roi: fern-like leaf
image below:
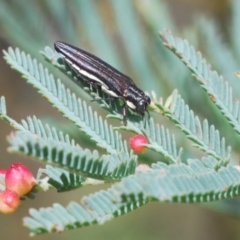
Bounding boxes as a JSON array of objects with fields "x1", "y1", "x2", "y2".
[
  {"x1": 159, "y1": 30, "x2": 240, "y2": 135},
  {"x1": 155, "y1": 90, "x2": 231, "y2": 165},
  {"x1": 113, "y1": 117, "x2": 182, "y2": 164},
  {"x1": 23, "y1": 157, "x2": 240, "y2": 235},
  {"x1": 8, "y1": 131, "x2": 137, "y2": 180},
  {"x1": 37, "y1": 165, "x2": 87, "y2": 192},
  {"x1": 0, "y1": 98, "x2": 137, "y2": 180},
  {"x1": 3, "y1": 47, "x2": 131, "y2": 156}
]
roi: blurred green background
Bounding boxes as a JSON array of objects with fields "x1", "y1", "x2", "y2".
[{"x1": 1, "y1": 0, "x2": 240, "y2": 239}]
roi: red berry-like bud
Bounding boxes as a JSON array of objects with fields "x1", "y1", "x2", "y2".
[
  {"x1": 5, "y1": 163, "x2": 36, "y2": 196},
  {"x1": 0, "y1": 190, "x2": 20, "y2": 214},
  {"x1": 129, "y1": 135, "x2": 148, "y2": 153}
]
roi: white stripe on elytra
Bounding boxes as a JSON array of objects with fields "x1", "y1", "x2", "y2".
[
  {"x1": 64, "y1": 56, "x2": 109, "y2": 89},
  {"x1": 126, "y1": 100, "x2": 136, "y2": 109},
  {"x1": 63, "y1": 56, "x2": 121, "y2": 98},
  {"x1": 101, "y1": 85, "x2": 119, "y2": 97}
]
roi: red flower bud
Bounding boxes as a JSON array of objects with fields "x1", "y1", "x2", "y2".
[
  {"x1": 0, "y1": 190, "x2": 20, "y2": 214},
  {"x1": 5, "y1": 163, "x2": 36, "y2": 196},
  {"x1": 129, "y1": 135, "x2": 148, "y2": 153}
]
